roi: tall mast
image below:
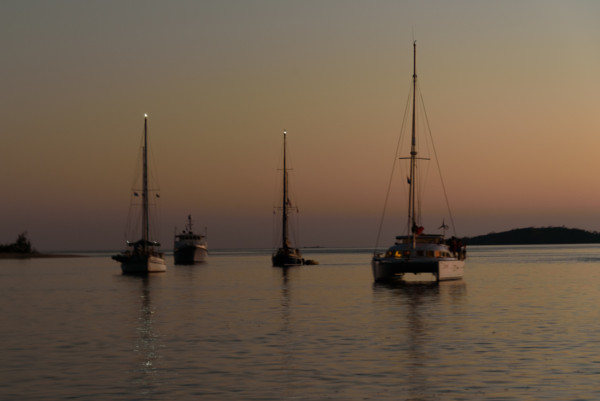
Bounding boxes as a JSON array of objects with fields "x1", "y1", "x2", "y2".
[
  {"x1": 409, "y1": 41, "x2": 418, "y2": 243},
  {"x1": 142, "y1": 114, "x2": 149, "y2": 249},
  {"x1": 282, "y1": 130, "x2": 288, "y2": 249}
]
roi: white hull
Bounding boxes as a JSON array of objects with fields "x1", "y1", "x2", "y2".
[
  {"x1": 372, "y1": 258, "x2": 464, "y2": 282},
  {"x1": 438, "y1": 259, "x2": 464, "y2": 280},
  {"x1": 147, "y1": 256, "x2": 167, "y2": 272},
  {"x1": 193, "y1": 246, "x2": 208, "y2": 263}
]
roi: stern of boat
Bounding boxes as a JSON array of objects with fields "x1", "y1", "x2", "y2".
[
  {"x1": 437, "y1": 259, "x2": 464, "y2": 281},
  {"x1": 372, "y1": 257, "x2": 463, "y2": 282}
]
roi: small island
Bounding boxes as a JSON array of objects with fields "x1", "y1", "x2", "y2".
[
  {"x1": 0, "y1": 232, "x2": 38, "y2": 258},
  {"x1": 463, "y1": 226, "x2": 600, "y2": 246},
  {"x1": 0, "y1": 232, "x2": 83, "y2": 259}
]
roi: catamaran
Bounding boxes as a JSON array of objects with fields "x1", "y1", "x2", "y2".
[
  {"x1": 112, "y1": 114, "x2": 166, "y2": 274},
  {"x1": 372, "y1": 43, "x2": 466, "y2": 282},
  {"x1": 272, "y1": 130, "x2": 304, "y2": 267}
]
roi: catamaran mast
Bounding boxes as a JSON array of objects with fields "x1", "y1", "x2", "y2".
[
  {"x1": 142, "y1": 114, "x2": 149, "y2": 250},
  {"x1": 282, "y1": 130, "x2": 289, "y2": 250},
  {"x1": 408, "y1": 41, "x2": 418, "y2": 244}
]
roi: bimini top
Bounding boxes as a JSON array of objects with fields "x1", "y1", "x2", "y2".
[{"x1": 395, "y1": 234, "x2": 444, "y2": 245}]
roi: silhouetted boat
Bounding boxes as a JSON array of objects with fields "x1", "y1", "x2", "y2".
[
  {"x1": 174, "y1": 215, "x2": 207, "y2": 264},
  {"x1": 272, "y1": 130, "x2": 304, "y2": 267},
  {"x1": 112, "y1": 114, "x2": 166, "y2": 274},
  {"x1": 372, "y1": 42, "x2": 466, "y2": 282}
]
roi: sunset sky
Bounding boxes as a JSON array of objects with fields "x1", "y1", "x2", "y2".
[{"x1": 2, "y1": 1, "x2": 600, "y2": 251}]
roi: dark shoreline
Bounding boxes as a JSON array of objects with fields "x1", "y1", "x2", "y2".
[
  {"x1": 0, "y1": 253, "x2": 88, "y2": 259},
  {"x1": 463, "y1": 227, "x2": 600, "y2": 246}
]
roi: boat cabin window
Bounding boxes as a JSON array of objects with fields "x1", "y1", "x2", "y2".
[
  {"x1": 385, "y1": 249, "x2": 416, "y2": 258},
  {"x1": 387, "y1": 250, "x2": 409, "y2": 258},
  {"x1": 434, "y1": 251, "x2": 453, "y2": 258}
]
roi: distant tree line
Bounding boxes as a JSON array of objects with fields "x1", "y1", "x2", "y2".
[
  {"x1": 0, "y1": 232, "x2": 36, "y2": 254},
  {"x1": 463, "y1": 226, "x2": 600, "y2": 246}
]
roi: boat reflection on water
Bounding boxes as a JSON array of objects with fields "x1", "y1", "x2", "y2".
[
  {"x1": 274, "y1": 267, "x2": 302, "y2": 399},
  {"x1": 276, "y1": 266, "x2": 295, "y2": 398},
  {"x1": 373, "y1": 275, "x2": 467, "y2": 305},
  {"x1": 373, "y1": 280, "x2": 466, "y2": 399},
  {"x1": 130, "y1": 277, "x2": 161, "y2": 394}
]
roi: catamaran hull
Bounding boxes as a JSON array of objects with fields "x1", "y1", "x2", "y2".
[
  {"x1": 174, "y1": 245, "x2": 207, "y2": 265},
  {"x1": 115, "y1": 255, "x2": 167, "y2": 274},
  {"x1": 372, "y1": 259, "x2": 464, "y2": 282}
]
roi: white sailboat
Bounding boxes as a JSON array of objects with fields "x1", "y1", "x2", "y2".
[
  {"x1": 112, "y1": 114, "x2": 166, "y2": 274},
  {"x1": 372, "y1": 42, "x2": 466, "y2": 282}
]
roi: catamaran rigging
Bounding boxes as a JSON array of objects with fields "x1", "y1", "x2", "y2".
[{"x1": 371, "y1": 42, "x2": 466, "y2": 282}]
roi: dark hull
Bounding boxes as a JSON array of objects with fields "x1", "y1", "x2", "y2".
[
  {"x1": 112, "y1": 253, "x2": 166, "y2": 274},
  {"x1": 272, "y1": 248, "x2": 303, "y2": 267},
  {"x1": 174, "y1": 245, "x2": 207, "y2": 265}
]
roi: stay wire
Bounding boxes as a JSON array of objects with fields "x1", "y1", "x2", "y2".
[
  {"x1": 419, "y1": 89, "x2": 459, "y2": 237},
  {"x1": 373, "y1": 86, "x2": 413, "y2": 254}
]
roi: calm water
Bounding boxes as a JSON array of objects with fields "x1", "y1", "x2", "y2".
[{"x1": 2, "y1": 245, "x2": 600, "y2": 400}]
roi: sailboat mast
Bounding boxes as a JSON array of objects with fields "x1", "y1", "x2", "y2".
[
  {"x1": 282, "y1": 130, "x2": 288, "y2": 250},
  {"x1": 408, "y1": 41, "x2": 418, "y2": 241},
  {"x1": 142, "y1": 114, "x2": 149, "y2": 249}
]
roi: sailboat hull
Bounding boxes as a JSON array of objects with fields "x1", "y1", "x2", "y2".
[
  {"x1": 113, "y1": 254, "x2": 167, "y2": 274},
  {"x1": 372, "y1": 258, "x2": 464, "y2": 282},
  {"x1": 272, "y1": 248, "x2": 303, "y2": 267}
]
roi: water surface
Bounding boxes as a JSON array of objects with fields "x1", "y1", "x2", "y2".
[{"x1": 2, "y1": 245, "x2": 600, "y2": 400}]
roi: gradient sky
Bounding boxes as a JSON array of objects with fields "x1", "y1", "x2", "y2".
[{"x1": 2, "y1": 0, "x2": 600, "y2": 251}]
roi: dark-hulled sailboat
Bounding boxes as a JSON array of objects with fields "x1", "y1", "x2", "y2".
[
  {"x1": 272, "y1": 130, "x2": 304, "y2": 267},
  {"x1": 371, "y1": 42, "x2": 465, "y2": 282},
  {"x1": 112, "y1": 114, "x2": 166, "y2": 274}
]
